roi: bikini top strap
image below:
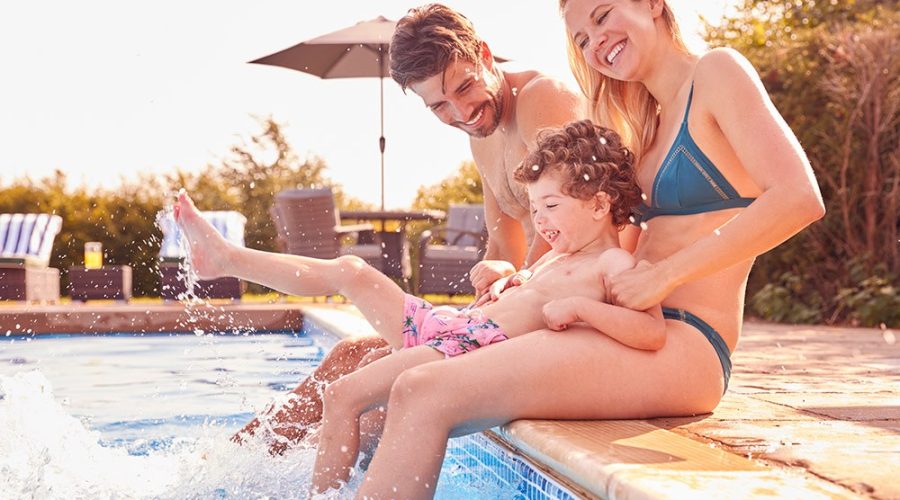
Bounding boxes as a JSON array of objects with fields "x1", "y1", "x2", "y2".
[{"x1": 681, "y1": 82, "x2": 695, "y2": 125}]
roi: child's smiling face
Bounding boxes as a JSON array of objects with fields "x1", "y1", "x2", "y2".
[{"x1": 528, "y1": 168, "x2": 605, "y2": 253}]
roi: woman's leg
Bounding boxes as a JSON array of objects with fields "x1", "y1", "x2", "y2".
[
  {"x1": 175, "y1": 191, "x2": 407, "y2": 347},
  {"x1": 232, "y1": 336, "x2": 389, "y2": 452},
  {"x1": 358, "y1": 324, "x2": 725, "y2": 499},
  {"x1": 312, "y1": 345, "x2": 443, "y2": 494}
]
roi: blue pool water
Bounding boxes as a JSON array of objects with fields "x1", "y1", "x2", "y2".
[{"x1": 0, "y1": 330, "x2": 574, "y2": 499}]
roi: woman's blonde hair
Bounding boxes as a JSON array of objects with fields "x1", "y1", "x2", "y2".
[{"x1": 559, "y1": 0, "x2": 692, "y2": 164}]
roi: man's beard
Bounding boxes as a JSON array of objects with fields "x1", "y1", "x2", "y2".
[{"x1": 463, "y1": 86, "x2": 504, "y2": 139}]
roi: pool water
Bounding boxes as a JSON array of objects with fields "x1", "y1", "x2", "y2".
[{"x1": 0, "y1": 331, "x2": 574, "y2": 499}]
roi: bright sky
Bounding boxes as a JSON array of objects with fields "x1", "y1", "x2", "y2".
[{"x1": 0, "y1": 1, "x2": 736, "y2": 209}]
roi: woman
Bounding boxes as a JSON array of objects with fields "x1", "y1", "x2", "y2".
[{"x1": 356, "y1": 1, "x2": 825, "y2": 497}]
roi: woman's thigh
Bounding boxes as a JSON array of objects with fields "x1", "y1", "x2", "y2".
[{"x1": 410, "y1": 324, "x2": 724, "y2": 434}]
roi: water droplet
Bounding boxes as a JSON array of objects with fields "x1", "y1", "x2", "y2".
[
  {"x1": 599, "y1": 136, "x2": 607, "y2": 145},
  {"x1": 531, "y1": 164, "x2": 540, "y2": 171},
  {"x1": 639, "y1": 222, "x2": 648, "y2": 231},
  {"x1": 583, "y1": 174, "x2": 590, "y2": 181},
  {"x1": 884, "y1": 330, "x2": 896, "y2": 345},
  {"x1": 641, "y1": 193, "x2": 648, "y2": 201}
]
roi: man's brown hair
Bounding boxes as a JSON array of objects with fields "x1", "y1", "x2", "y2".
[
  {"x1": 514, "y1": 120, "x2": 642, "y2": 227},
  {"x1": 390, "y1": 3, "x2": 482, "y2": 90}
]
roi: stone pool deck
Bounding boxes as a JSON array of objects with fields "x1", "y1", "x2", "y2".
[
  {"x1": 2, "y1": 301, "x2": 897, "y2": 498},
  {"x1": 300, "y1": 304, "x2": 899, "y2": 499}
]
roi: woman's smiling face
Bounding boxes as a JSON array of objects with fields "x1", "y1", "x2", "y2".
[{"x1": 562, "y1": 0, "x2": 661, "y2": 80}]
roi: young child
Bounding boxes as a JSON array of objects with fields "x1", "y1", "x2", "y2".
[{"x1": 173, "y1": 119, "x2": 665, "y2": 493}]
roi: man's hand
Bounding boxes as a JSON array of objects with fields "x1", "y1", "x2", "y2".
[
  {"x1": 542, "y1": 297, "x2": 583, "y2": 331},
  {"x1": 470, "y1": 260, "x2": 517, "y2": 298}
]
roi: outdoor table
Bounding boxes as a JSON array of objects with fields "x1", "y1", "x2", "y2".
[
  {"x1": 340, "y1": 209, "x2": 446, "y2": 279},
  {"x1": 340, "y1": 209, "x2": 445, "y2": 229},
  {"x1": 68, "y1": 265, "x2": 132, "y2": 302}
]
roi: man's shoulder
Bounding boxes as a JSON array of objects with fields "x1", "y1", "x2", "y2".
[{"x1": 514, "y1": 73, "x2": 582, "y2": 106}]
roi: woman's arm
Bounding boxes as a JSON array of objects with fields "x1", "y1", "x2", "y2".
[{"x1": 608, "y1": 49, "x2": 825, "y2": 310}]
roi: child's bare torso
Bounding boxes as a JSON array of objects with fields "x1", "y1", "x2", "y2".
[{"x1": 480, "y1": 249, "x2": 611, "y2": 337}]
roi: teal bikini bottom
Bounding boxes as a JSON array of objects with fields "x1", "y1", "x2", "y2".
[{"x1": 663, "y1": 307, "x2": 732, "y2": 393}]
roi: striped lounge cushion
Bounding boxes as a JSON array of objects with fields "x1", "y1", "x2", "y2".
[{"x1": 0, "y1": 213, "x2": 63, "y2": 268}]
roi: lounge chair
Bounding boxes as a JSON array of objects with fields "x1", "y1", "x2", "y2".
[
  {"x1": 272, "y1": 188, "x2": 387, "y2": 268},
  {"x1": 158, "y1": 210, "x2": 246, "y2": 300},
  {"x1": 0, "y1": 213, "x2": 62, "y2": 302},
  {"x1": 416, "y1": 204, "x2": 487, "y2": 295}
]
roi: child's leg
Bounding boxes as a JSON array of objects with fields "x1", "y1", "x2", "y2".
[
  {"x1": 231, "y1": 336, "x2": 390, "y2": 453},
  {"x1": 175, "y1": 191, "x2": 407, "y2": 347},
  {"x1": 312, "y1": 345, "x2": 443, "y2": 494}
]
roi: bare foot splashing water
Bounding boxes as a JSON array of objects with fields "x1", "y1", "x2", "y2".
[{"x1": 156, "y1": 191, "x2": 245, "y2": 337}]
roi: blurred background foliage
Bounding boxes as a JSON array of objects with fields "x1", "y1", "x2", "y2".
[
  {"x1": 1, "y1": 0, "x2": 897, "y2": 326},
  {"x1": 0, "y1": 117, "x2": 371, "y2": 297},
  {"x1": 706, "y1": 0, "x2": 899, "y2": 326}
]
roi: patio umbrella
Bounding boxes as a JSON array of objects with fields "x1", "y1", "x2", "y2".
[{"x1": 250, "y1": 16, "x2": 397, "y2": 211}]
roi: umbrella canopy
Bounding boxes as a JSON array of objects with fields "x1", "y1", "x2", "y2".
[
  {"x1": 251, "y1": 16, "x2": 396, "y2": 210},
  {"x1": 251, "y1": 16, "x2": 395, "y2": 79}
]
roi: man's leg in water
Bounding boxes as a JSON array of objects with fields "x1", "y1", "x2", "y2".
[{"x1": 232, "y1": 336, "x2": 390, "y2": 451}]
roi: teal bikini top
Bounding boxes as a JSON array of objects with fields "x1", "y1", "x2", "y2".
[{"x1": 632, "y1": 84, "x2": 755, "y2": 224}]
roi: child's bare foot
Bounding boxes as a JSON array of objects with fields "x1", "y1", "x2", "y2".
[{"x1": 173, "y1": 191, "x2": 232, "y2": 280}]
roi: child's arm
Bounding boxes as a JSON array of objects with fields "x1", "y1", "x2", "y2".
[
  {"x1": 472, "y1": 250, "x2": 561, "y2": 307},
  {"x1": 542, "y1": 248, "x2": 666, "y2": 351},
  {"x1": 543, "y1": 298, "x2": 666, "y2": 351}
]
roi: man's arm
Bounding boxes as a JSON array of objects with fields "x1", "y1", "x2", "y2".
[
  {"x1": 516, "y1": 77, "x2": 587, "y2": 152},
  {"x1": 481, "y1": 172, "x2": 527, "y2": 268},
  {"x1": 516, "y1": 76, "x2": 586, "y2": 267}
]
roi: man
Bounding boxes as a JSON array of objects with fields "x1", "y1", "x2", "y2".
[{"x1": 234, "y1": 3, "x2": 585, "y2": 451}]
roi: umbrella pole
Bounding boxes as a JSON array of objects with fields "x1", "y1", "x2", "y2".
[{"x1": 379, "y1": 75, "x2": 386, "y2": 213}]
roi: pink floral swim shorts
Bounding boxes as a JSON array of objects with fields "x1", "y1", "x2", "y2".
[{"x1": 401, "y1": 294, "x2": 509, "y2": 357}]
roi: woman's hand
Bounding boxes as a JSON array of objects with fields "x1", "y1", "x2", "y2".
[
  {"x1": 470, "y1": 260, "x2": 517, "y2": 298},
  {"x1": 542, "y1": 297, "x2": 582, "y2": 331},
  {"x1": 605, "y1": 260, "x2": 677, "y2": 311}
]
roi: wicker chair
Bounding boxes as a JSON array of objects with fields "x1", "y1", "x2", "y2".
[
  {"x1": 272, "y1": 188, "x2": 390, "y2": 271},
  {"x1": 416, "y1": 204, "x2": 487, "y2": 295},
  {"x1": 158, "y1": 210, "x2": 246, "y2": 300},
  {"x1": 0, "y1": 213, "x2": 62, "y2": 302}
]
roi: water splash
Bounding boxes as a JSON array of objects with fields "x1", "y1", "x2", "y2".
[
  {"x1": 0, "y1": 371, "x2": 322, "y2": 499},
  {"x1": 155, "y1": 200, "x2": 248, "y2": 336}
]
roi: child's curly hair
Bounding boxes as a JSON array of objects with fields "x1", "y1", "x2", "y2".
[{"x1": 514, "y1": 119, "x2": 642, "y2": 227}]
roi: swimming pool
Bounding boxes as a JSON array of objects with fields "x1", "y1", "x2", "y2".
[{"x1": 0, "y1": 329, "x2": 576, "y2": 499}]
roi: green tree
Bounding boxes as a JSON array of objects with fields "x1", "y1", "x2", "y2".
[
  {"x1": 706, "y1": 1, "x2": 900, "y2": 326},
  {"x1": 412, "y1": 160, "x2": 483, "y2": 211},
  {"x1": 0, "y1": 116, "x2": 368, "y2": 297}
]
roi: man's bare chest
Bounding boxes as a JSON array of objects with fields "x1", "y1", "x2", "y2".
[{"x1": 473, "y1": 140, "x2": 530, "y2": 219}]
